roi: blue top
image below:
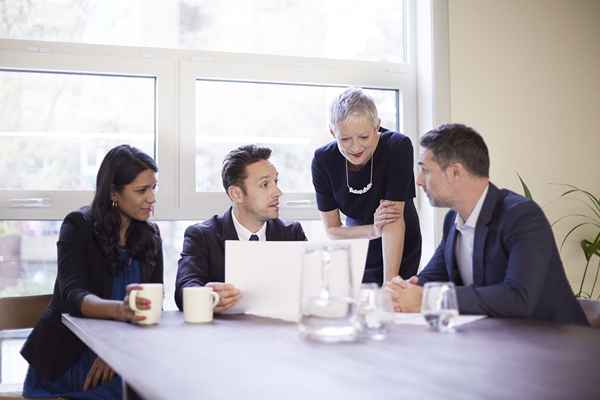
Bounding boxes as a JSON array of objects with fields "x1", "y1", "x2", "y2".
[
  {"x1": 311, "y1": 128, "x2": 422, "y2": 284},
  {"x1": 113, "y1": 247, "x2": 142, "y2": 300}
]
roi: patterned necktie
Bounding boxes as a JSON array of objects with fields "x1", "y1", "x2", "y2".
[{"x1": 249, "y1": 234, "x2": 259, "y2": 241}]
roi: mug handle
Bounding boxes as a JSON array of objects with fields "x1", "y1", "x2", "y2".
[
  {"x1": 128, "y1": 289, "x2": 140, "y2": 312},
  {"x1": 210, "y1": 292, "x2": 220, "y2": 309}
]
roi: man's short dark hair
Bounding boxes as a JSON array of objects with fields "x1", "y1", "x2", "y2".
[
  {"x1": 222, "y1": 144, "x2": 272, "y2": 192},
  {"x1": 420, "y1": 123, "x2": 490, "y2": 178}
]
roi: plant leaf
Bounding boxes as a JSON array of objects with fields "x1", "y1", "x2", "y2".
[
  {"x1": 552, "y1": 213, "x2": 600, "y2": 228},
  {"x1": 517, "y1": 173, "x2": 533, "y2": 200},
  {"x1": 560, "y1": 222, "x2": 595, "y2": 251},
  {"x1": 558, "y1": 185, "x2": 600, "y2": 218},
  {"x1": 581, "y1": 233, "x2": 600, "y2": 261}
]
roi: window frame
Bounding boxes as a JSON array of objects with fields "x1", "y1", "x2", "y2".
[{"x1": 0, "y1": 0, "x2": 418, "y2": 222}]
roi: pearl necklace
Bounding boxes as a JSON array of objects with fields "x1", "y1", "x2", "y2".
[{"x1": 346, "y1": 157, "x2": 373, "y2": 195}]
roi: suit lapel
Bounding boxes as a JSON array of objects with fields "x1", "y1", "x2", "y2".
[
  {"x1": 265, "y1": 219, "x2": 277, "y2": 241},
  {"x1": 444, "y1": 223, "x2": 459, "y2": 282},
  {"x1": 472, "y1": 183, "x2": 498, "y2": 286},
  {"x1": 222, "y1": 208, "x2": 240, "y2": 241}
]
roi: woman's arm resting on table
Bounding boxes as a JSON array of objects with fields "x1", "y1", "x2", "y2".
[{"x1": 80, "y1": 284, "x2": 149, "y2": 322}]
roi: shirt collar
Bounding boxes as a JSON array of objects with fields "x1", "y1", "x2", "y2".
[
  {"x1": 455, "y1": 185, "x2": 489, "y2": 230},
  {"x1": 231, "y1": 209, "x2": 267, "y2": 241}
]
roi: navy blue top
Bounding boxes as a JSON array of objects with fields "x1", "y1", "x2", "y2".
[
  {"x1": 311, "y1": 128, "x2": 422, "y2": 284},
  {"x1": 112, "y1": 248, "x2": 142, "y2": 300}
]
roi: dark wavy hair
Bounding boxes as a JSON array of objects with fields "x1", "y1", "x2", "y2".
[{"x1": 90, "y1": 145, "x2": 160, "y2": 275}]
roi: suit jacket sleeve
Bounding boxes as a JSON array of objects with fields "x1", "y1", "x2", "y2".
[
  {"x1": 175, "y1": 225, "x2": 212, "y2": 310},
  {"x1": 456, "y1": 202, "x2": 553, "y2": 317},
  {"x1": 417, "y1": 211, "x2": 452, "y2": 284},
  {"x1": 294, "y1": 222, "x2": 308, "y2": 241},
  {"x1": 56, "y1": 211, "x2": 93, "y2": 317}
]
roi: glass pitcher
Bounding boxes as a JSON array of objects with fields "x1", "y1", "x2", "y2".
[{"x1": 298, "y1": 243, "x2": 361, "y2": 342}]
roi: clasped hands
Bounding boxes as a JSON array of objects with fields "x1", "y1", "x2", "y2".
[{"x1": 384, "y1": 276, "x2": 423, "y2": 313}]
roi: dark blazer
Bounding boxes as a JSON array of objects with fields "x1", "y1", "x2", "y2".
[
  {"x1": 418, "y1": 183, "x2": 588, "y2": 326},
  {"x1": 21, "y1": 208, "x2": 164, "y2": 380},
  {"x1": 175, "y1": 208, "x2": 307, "y2": 310}
]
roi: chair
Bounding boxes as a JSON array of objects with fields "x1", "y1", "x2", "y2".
[
  {"x1": 579, "y1": 299, "x2": 600, "y2": 328},
  {"x1": 0, "y1": 295, "x2": 52, "y2": 400}
]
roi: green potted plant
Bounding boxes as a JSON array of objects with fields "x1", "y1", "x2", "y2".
[
  {"x1": 518, "y1": 176, "x2": 600, "y2": 299},
  {"x1": 552, "y1": 185, "x2": 600, "y2": 299}
]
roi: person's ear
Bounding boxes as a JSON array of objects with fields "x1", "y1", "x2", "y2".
[
  {"x1": 329, "y1": 127, "x2": 336, "y2": 138},
  {"x1": 451, "y1": 162, "x2": 467, "y2": 180},
  {"x1": 227, "y1": 185, "x2": 244, "y2": 203}
]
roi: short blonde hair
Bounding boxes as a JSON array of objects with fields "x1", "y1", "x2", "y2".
[{"x1": 329, "y1": 87, "x2": 379, "y2": 132}]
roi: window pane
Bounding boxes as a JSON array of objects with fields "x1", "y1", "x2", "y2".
[
  {"x1": 0, "y1": 221, "x2": 59, "y2": 297},
  {"x1": 0, "y1": 0, "x2": 405, "y2": 63},
  {"x1": 0, "y1": 70, "x2": 155, "y2": 190},
  {"x1": 154, "y1": 221, "x2": 195, "y2": 311},
  {"x1": 195, "y1": 80, "x2": 397, "y2": 193}
]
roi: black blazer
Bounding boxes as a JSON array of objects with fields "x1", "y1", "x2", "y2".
[
  {"x1": 418, "y1": 184, "x2": 588, "y2": 326},
  {"x1": 175, "y1": 208, "x2": 307, "y2": 310},
  {"x1": 21, "y1": 208, "x2": 163, "y2": 380}
]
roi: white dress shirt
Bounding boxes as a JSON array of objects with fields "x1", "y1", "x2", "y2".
[
  {"x1": 454, "y1": 186, "x2": 489, "y2": 286},
  {"x1": 231, "y1": 210, "x2": 267, "y2": 241}
]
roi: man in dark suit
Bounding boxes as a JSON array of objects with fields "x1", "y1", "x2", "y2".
[
  {"x1": 385, "y1": 123, "x2": 588, "y2": 325},
  {"x1": 175, "y1": 145, "x2": 307, "y2": 312}
]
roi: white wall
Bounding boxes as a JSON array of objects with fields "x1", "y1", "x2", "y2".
[{"x1": 448, "y1": 0, "x2": 600, "y2": 292}]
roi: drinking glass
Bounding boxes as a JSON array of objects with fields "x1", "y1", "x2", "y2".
[
  {"x1": 298, "y1": 243, "x2": 360, "y2": 342},
  {"x1": 421, "y1": 282, "x2": 459, "y2": 332},
  {"x1": 357, "y1": 283, "x2": 393, "y2": 340}
]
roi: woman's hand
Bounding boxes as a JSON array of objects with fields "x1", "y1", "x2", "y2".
[
  {"x1": 83, "y1": 357, "x2": 115, "y2": 390},
  {"x1": 114, "y1": 283, "x2": 150, "y2": 322},
  {"x1": 372, "y1": 200, "x2": 404, "y2": 238}
]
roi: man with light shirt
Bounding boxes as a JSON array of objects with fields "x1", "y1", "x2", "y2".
[
  {"x1": 386, "y1": 123, "x2": 588, "y2": 325},
  {"x1": 175, "y1": 145, "x2": 307, "y2": 313}
]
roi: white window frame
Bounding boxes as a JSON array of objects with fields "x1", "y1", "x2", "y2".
[{"x1": 0, "y1": 0, "x2": 418, "y2": 222}]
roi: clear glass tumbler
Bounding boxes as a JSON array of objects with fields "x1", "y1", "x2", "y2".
[{"x1": 421, "y1": 282, "x2": 459, "y2": 332}]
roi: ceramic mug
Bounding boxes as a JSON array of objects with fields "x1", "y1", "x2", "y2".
[
  {"x1": 128, "y1": 283, "x2": 163, "y2": 325},
  {"x1": 183, "y1": 286, "x2": 221, "y2": 323}
]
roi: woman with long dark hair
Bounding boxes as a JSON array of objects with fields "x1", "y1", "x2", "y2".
[{"x1": 21, "y1": 145, "x2": 163, "y2": 399}]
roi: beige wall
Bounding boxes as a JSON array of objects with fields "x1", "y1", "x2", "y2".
[{"x1": 447, "y1": 0, "x2": 600, "y2": 292}]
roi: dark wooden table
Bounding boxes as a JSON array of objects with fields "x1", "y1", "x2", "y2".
[{"x1": 62, "y1": 311, "x2": 600, "y2": 400}]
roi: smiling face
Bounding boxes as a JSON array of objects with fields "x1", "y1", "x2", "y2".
[
  {"x1": 236, "y1": 159, "x2": 282, "y2": 222},
  {"x1": 416, "y1": 149, "x2": 454, "y2": 208},
  {"x1": 331, "y1": 112, "x2": 380, "y2": 167},
  {"x1": 112, "y1": 169, "x2": 157, "y2": 223}
]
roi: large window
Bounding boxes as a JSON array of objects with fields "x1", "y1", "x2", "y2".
[
  {"x1": 1, "y1": 0, "x2": 406, "y2": 63},
  {"x1": 0, "y1": 1, "x2": 417, "y2": 293}
]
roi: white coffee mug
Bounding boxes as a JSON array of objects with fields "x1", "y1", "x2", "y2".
[
  {"x1": 183, "y1": 286, "x2": 220, "y2": 323},
  {"x1": 128, "y1": 283, "x2": 163, "y2": 325}
]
